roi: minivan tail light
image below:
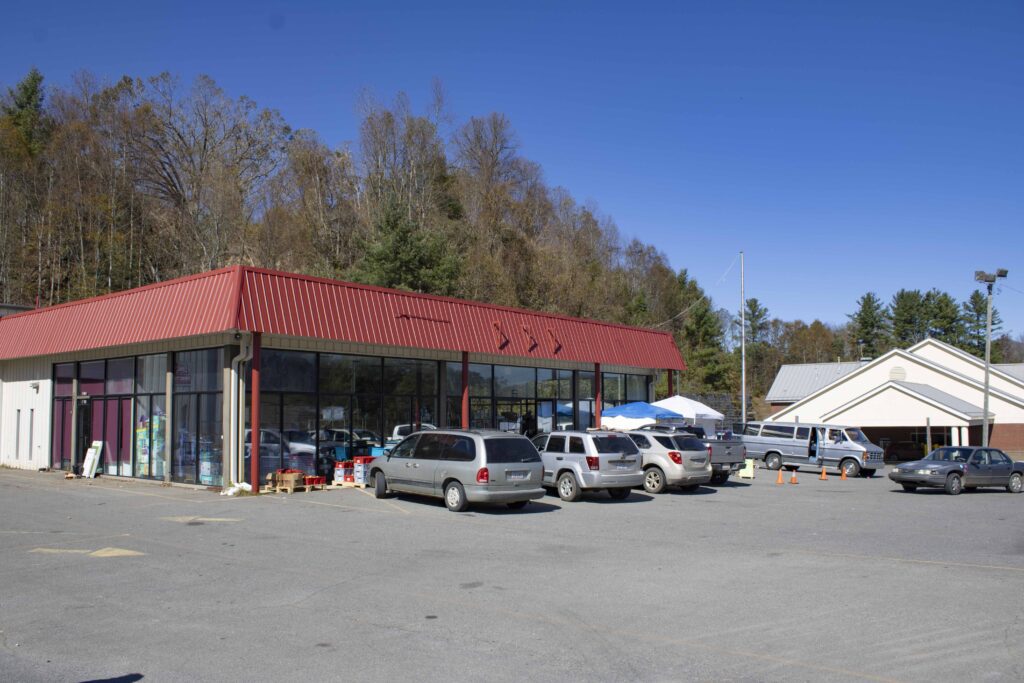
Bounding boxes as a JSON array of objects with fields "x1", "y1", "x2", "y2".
[
  {"x1": 586, "y1": 456, "x2": 600, "y2": 470},
  {"x1": 476, "y1": 467, "x2": 489, "y2": 484},
  {"x1": 707, "y1": 445, "x2": 713, "y2": 459},
  {"x1": 668, "y1": 451, "x2": 683, "y2": 465}
]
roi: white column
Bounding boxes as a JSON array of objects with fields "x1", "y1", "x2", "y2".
[
  {"x1": 960, "y1": 426, "x2": 969, "y2": 446},
  {"x1": 951, "y1": 426, "x2": 960, "y2": 447}
]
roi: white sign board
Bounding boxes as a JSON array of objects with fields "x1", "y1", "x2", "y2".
[{"x1": 82, "y1": 440, "x2": 103, "y2": 478}]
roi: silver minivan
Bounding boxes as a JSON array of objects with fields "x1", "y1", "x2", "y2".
[
  {"x1": 740, "y1": 421, "x2": 885, "y2": 477},
  {"x1": 532, "y1": 431, "x2": 644, "y2": 501},
  {"x1": 370, "y1": 430, "x2": 545, "y2": 511}
]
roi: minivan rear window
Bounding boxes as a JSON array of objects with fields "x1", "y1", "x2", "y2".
[
  {"x1": 593, "y1": 435, "x2": 640, "y2": 455},
  {"x1": 485, "y1": 438, "x2": 541, "y2": 463}
]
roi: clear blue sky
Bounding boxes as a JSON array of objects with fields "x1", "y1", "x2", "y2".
[{"x1": 3, "y1": 0, "x2": 1022, "y2": 335}]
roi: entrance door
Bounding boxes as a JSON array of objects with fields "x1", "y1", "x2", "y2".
[
  {"x1": 495, "y1": 399, "x2": 538, "y2": 437},
  {"x1": 76, "y1": 398, "x2": 93, "y2": 474}
]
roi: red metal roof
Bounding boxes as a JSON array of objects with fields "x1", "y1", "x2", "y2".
[{"x1": 0, "y1": 266, "x2": 686, "y2": 371}]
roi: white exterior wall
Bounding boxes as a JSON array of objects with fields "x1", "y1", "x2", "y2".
[
  {"x1": 773, "y1": 351, "x2": 1024, "y2": 426},
  {"x1": 910, "y1": 341, "x2": 1024, "y2": 397},
  {"x1": 823, "y1": 386, "x2": 970, "y2": 427},
  {"x1": 0, "y1": 358, "x2": 53, "y2": 470}
]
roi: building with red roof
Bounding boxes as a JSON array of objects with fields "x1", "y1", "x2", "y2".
[{"x1": 0, "y1": 266, "x2": 685, "y2": 489}]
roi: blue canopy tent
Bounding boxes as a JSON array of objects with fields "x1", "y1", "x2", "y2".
[{"x1": 602, "y1": 401, "x2": 684, "y2": 421}]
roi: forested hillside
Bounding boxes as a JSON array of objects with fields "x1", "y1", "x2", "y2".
[{"x1": 1, "y1": 69, "x2": 1020, "y2": 408}]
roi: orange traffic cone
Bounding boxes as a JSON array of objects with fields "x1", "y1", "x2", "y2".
[
  {"x1": 789, "y1": 470, "x2": 798, "y2": 485},
  {"x1": 820, "y1": 467, "x2": 828, "y2": 481},
  {"x1": 840, "y1": 467, "x2": 847, "y2": 481},
  {"x1": 776, "y1": 469, "x2": 784, "y2": 485}
]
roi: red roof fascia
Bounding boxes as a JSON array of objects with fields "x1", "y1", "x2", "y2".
[
  {"x1": 0, "y1": 268, "x2": 240, "y2": 361},
  {"x1": 238, "y1": 267, "x2": 686, "y2": 371}
]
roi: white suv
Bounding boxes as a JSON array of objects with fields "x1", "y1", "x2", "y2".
[{"x1": 532, "y1": 431, "x2": 643, "y2": 501}]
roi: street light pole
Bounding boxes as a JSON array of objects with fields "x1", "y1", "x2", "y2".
[{"x1": 975, "y1": 268, "x2": 1008, "y2": 448}]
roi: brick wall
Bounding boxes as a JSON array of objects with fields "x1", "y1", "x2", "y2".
[{"x1": 990, "y1": 423, "x2": 1024, "y2": 461}]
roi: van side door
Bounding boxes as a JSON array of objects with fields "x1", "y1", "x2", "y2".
[{"x1": 819, "y1": 427, "x2": 848, "y2": 469}]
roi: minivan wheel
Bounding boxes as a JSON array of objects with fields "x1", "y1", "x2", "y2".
[
  {"x1": 557, "y1": 472, "x2": 581, "y2": 502},
  {"x1": 444, "y1": 481, "x2": 469, "y2": 512},
  {"x1": 1007, "y1": 472, "x2": 1022, "y2": 494},
  {"x1": 840, "y1": 459, "x2": 861, "y2": 479},
  {"x1": 644, "y1": 467, "x2": 667, "y2": 494},
  {"x1": 607, "y1": 487, "x2": 630, "y2": 500},
  {"x1": 765, "y1": 453, "x2": 782, "y2": 470},
  {"x1": 373, "y1": 471, "x2": 388, "y2": 499},
  {"x1": 944, "y1": 473, "x2": 963, "y2": 496}
]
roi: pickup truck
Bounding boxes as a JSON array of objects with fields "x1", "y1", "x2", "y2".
[{"x1": 637, "y1": 425, "x2": 746, "y2": 484}]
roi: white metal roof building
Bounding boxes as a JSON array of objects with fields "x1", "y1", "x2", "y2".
[{"x1": 766, "y1": 339, "x2": 1024, "y2": 459}]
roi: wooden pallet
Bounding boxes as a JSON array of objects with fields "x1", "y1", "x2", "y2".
[
  {"x1": 327, "y1": 481, "x2": 367, "y2": 489},
  {"x1": 262, "y1": 482, "x2": 326, "y2": 494}
]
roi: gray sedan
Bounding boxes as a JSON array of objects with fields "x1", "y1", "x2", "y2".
[{"x1": 888, "y1": 446, "x2": 1024, "y2": 495}]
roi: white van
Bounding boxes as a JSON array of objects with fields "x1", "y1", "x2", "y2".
[{"x1": 739, "y1": 422, "x2": 885, "y2": 478}]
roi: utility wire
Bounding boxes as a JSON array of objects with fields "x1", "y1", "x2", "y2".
[{"x1": 651, "y1": 253, "x2": 740, "y2": 329}]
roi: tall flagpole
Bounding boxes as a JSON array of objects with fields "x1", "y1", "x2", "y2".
[{"x1": 740, "y1": 251, "x2": 746, "y2": 426}]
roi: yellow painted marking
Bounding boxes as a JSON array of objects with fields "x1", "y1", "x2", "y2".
[
  {"x1": 29, "y1": 548, "x2": 91, "y2": 554},
  {"x1": 89, "y1": 547, "x2": 145, "y2": 558},
  {"x1": 161, "y1": 516, "x2": 242, "y2": 523}
]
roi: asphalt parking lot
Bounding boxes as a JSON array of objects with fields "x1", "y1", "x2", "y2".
[{"x1": 1, "y1": 466, "x2": 1022, "y2": 682}]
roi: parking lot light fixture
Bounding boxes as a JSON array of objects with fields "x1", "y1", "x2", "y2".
[{"x1": 974, "y1": 268, "x2": 1008, "y2": 447}]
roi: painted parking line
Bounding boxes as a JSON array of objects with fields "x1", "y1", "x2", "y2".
[
  {"x1": 161, "y1": 516, "x2": 243, "y2": 523},
  {"x1": 29, "y1": 547, "x2": 145, "y2": 558},
  {"x1": 794, "y1": 549, "x2": 1024, "y2": 574}
]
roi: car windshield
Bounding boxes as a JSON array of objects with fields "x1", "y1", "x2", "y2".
[
  {"x1": 844, "y1": 428, "x2": 870, "y2": 443},
  {"x1": 485, "y1": 438, "x2": 541, "y2": 463},
  {"x1": 925, "y1": 448, "x2": 970, "y2": 463},
  {"x1": 593, "y1": 435, "x2": 640, "y2": 455}
]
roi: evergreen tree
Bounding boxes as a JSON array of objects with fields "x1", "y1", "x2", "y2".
[
  {"x1": 742, "y1": 297, "x2": 770, "y2": 344},
  {"x1": 353, "y1": 202, "x2": 460, "y2": 295},
  {"x1": 962, "y1": 289, "x2": 1002, "y2": 359},
  {"x1": 890, "y1": 289, "x2": 927, "y2": 348},
  {"x1": 923, "y1": 289, "x2": 965, "y2": 346},
  {"x1": 848, "y1": 292, "x2": 890, "y2": 358},
  {"x1": 2, "y1": 67, "x2": 50, "y2": 157}
]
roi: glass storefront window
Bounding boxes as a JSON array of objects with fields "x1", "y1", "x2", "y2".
[
  {"x1": 320, "y1": 354, "x2": 353, "y2": 394},
  {"x1": 418, "y1": 360, "x2": 437, "y2": 397},
  {"x1": 470, "y1": 398, "x2": 493, "y2": 429},
  {"x1": 626, "y1": 375, "x2": 648, "y2": 402},
  {"x1": 136, "y1": 354, "x2": 167, "y2": 393},
  {"x1": 172, "y1": 394, "x2": 198, "y2": 484},
  {"x1": 263, "y1": 350, "x2": 316, "y2": 392},
  {"x1": 198, "y1": 394, "x2": 223, "y2": 486},
  {"x1": 174, "y1": 349, "x2": 223, "y2": 393},
  {"x1": 352, "y1": 356, "x2": 382, "y2": 395},
  {"x1": 537, "y1": 369, "x2": 557, "y2": 398},
  {"x1": 577, "y1": 371, "x2": 594, "y2": 400},
  {"x1": 282, "y1": 394, "x2": 316, "y2": 475},
  {"x1": 384, "y1": 358, "x2": 419, "y2": 395},
  {"x1": 602, "y1": 373, "x2": 624, "y2": 404},
  {"x1": 558, "y1": 370, "x2": 573, "y2": 399},
  {"x1": 351, "y1": 395, "x2": 382, "y2": 447},
  {"x1": 494, "y1": 365, "x2": 536, "y2": 398},
  {"x1": 54, "y1": 363, "x2": 74, "y2": 397},
  {"x1": 106, "y1": 358, "x2": 134, "y2": 395},
  {"x1": 79, "y1": 361, "x2": 105, "y2": 396},
  {"x1": 469, "y1": 364, "x2": 492, "y2": 396}
]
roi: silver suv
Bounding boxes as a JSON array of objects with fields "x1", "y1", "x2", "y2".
[
  {"x1": 370, "y1": 430, "x2": 545, "y2": 512},
  {"x1": 532, "y1": 431, "x2": 643, "y2": 501},
  {"x1": 626, "y1": 431, "x2": 712, "y2": 493}
]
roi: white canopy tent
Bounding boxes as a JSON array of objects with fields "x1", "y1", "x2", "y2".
[{"x1": 651, "y1": 395, "x2": 725, "y2": 435}]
